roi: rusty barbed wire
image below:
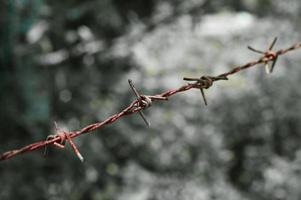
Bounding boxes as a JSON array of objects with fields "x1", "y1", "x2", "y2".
[{"x1": 1, "y1": 38, "x2": 301, "y2": 162}]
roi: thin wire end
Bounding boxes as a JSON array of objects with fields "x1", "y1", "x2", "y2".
[{"x1": 77, "y1": 152, "x2": 85, "y2": 163}]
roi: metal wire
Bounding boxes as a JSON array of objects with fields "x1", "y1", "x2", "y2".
[{"x1": 1, "y1": 39, "x2": 301, "y2": 162}]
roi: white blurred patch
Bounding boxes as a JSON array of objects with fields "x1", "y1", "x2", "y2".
[
  {"x1": 264, "y1": 168, "x2": 284, "y2": 186},
  {"x1": 59, "y1": 89, "x2": 72, "y2": 103},
  {"x1": 65, "y1": 30, "x2": 78, "y2": 43},
  {"x1": 153, "y1": 2, "x2": 173, "y2": 23},
  {"x1": 274, "y1": 0, "x2": 300, "y2": 16},
  {"x1": 196, "y1": 12, "x2": 255, "y2": 37},
  {"x1": 67, "y1": 117, "x2": 80, "y2": 130},
  {"x1": 74, "y1": 41, "x2": 104, "y2": 54},
  {"x1": 39, "y1": 49, "x2": 69, "y2": 65},
  {"x1": 86, "y1": 167, "x2": 98, "y2": 183},
  {"x1": 27, "y1": 21, "x2": 48, "y2": 44},
  {"x1": 78, "y1": 25, "x2": 94, "y2": 41}
]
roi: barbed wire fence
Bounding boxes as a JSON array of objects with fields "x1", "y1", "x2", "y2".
[{"x1": 1, "y1": 38, "x2": 301, "y2": 162}]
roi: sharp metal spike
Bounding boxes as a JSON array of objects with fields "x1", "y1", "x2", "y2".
[
  {"x1": 270, "y1": 56, "x2": 278, "y2": 73},
  {"x1": 43, "y1": 135, "x2": 54, "y2": 157},
  {"x1": 247, "y1": 46, "x2": 265, "y2": 54},
  {"x1": 200, "y1": 88, "x2": 208, "y2": 106},
  {"x1": 65, "y1": 132, "x2": 84, "y2": 163},
  {"x1": 269, "y1": 37, "x2": 278, "y2": 50},
  {"x1": 183, "y1": 77, "x2": 201, "y2": 81},
  {"x1": 138, "y1": 110, "x2": 151, "y2": 127},
  {"x1": 265, "y1": 63, "x2": 271, "y2": 74},
  {"x1": 43, "y1": 143, "x2": 49, "y2": 157},
  {"x1": 128, "y1": 79, "x2": 141, "y2": 99},
  {"x1": 128, "y1": 79, "x2": 150, "y2": 127}
]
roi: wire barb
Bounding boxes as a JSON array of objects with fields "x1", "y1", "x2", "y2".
[
  {"x1": 65, "y1": 132, "x2": 84, "y2": 162},
  {"x1": 248, "y1": 37, "x2": 279, "y2": 74},
  {"x1": 43, "y1": 123, "x2": 84, "y2": 162},
  {"x1": 44, "y1": 122, "x2": 65, "y2": 156},
  {"x1": 128, "y1": 79, "x2": 151, "y2": 127},
  {"x1": 183, "y1": 76, "x2": 215, "y2": 105},
  {"x1": 269, "y1": 37, "x2": 278, "y2": 50},
  {"x1": 1, "y1": 39, "x2": 301, "y2": 162}
]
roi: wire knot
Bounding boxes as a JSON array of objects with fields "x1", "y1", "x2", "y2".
[
  {"x1": 128, "y1": 79, "x2": 151, "y2": 127},
  {"x1": 57, "y1": 131, "x2": 67, "y2": 144},
  {"x1": 265, "y1": 51, "x2": 277, "y2": 59},
  {"x1": 183, "y1": 76, "x2": 217, "y2": 106},
  {"x1": 200, "y1": 76, "x2": 213, "y2": 89},
  {"x1": 44, "y1": 123, "x2": 84, "y2": 162},
  {"x1": 140, "y1": 95, "x2": 152, "y2": 108},
  {"x1": 248, "y1": 37, "x2": 279, "y2": 74}
]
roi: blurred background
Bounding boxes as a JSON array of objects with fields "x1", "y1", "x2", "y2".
[{"x1": 1, "y1": 0, "x2": 301, "y2": 199}]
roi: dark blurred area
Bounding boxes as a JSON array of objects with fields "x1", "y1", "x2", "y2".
[{"x1": 1, "y1": 0, "x2": 301, "y2": 199}]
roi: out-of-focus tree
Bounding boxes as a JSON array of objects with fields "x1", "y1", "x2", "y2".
[{"x1": 1, "y1": 0, "x2": 301, "y2": 199}]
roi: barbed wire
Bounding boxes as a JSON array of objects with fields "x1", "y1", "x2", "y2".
[{"x1": 1, "y1": 38, "x2": 301, "y2": 162}]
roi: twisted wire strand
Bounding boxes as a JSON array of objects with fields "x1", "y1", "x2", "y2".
[{"x1": 1, "y1": 40, "x2": 301, "y2": 161}]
